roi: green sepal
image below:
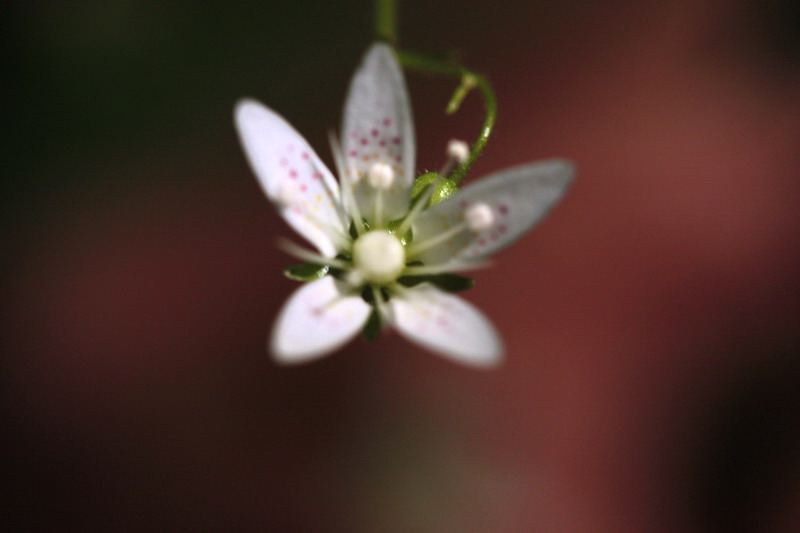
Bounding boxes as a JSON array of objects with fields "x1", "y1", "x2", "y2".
[
  {"x1": 348, "y1": 219, "x2": 370, "y2": 239},
  {"x1": 386, "y1": 218, "x2": 412, "y2": 245},
  {"x1": 397, "y1": 273, "x2": 475, "y2": 292},
  {"x1": 283, "y1": 262, "x2": 329, "y2": 281},
  {"x1": 411, "y1": 172, "x2": 459, "y2": 207},
  {"x1": 362, "y1": 308, "x2": 382, "y2": 342}
]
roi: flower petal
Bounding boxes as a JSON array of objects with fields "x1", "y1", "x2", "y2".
[
  {"x1": 235, "y1": 99, "x2": 345, "y2": 257},
  {"x1": 411, "y1": 159, "x2": 575, "y2": 265},
  {"x1": 341, "y1": 43, "x2": 415, "y2": 222},
  {"x1": 271, "y1": 277, "x2": 370, "y2": 364},
  {"x1": 389, "y1": 283, "x2": 502, "y2": 367}
]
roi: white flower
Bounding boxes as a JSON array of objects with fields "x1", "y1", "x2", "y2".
[{"x1": 235, "y1": 43, "x2": 574, "y2": 368}]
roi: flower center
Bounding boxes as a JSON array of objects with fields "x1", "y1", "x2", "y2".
[{"x1": 352, "y1": 230, "x2": 405, "y2": 284}]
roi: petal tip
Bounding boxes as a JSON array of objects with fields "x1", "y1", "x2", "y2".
[
  {"x1": 269, "y1": 331, "x2": 335, "y2": 366},
  {"x1": 234, "y1": 98, "x2": 264, "y2": 124}
]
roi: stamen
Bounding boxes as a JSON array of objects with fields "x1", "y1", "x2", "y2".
[
  {"x1": 439, "y1": 138, "x2": 470, "y2": 177},
  {"x1": 311, "y1": 293, "x2": 350, "y2": 316},
  {"x1": 344, "y1": 270, "x2": 364, "y2": 288},
  {"x1": 405, "y1": 202, "x2": 495, "y2": 259},
  {"x1": 374, "y1": 188, "x2": 384, "y2": 228},
  {"x1": 405, "y1": 221, "x2": 468, "y2": 257},
  {"x1": 464, "y1": 202, "x2": 495, "y2": 232},
  {"x1": 273, "y1": 182, "x2": 349, "y2": 249},
  {"x1": 402, "y1": 259, "x2": 491, "y2": 276},
  {"x1": 371, "y1": 284, "x2": 389, "y2": 320},
  {"x1": 277, "y1": 238, "x2": 349, "y2": 269},
  {"x1": 396, "y1": 172, "x2": 445, "y2": 237},
  {"x1": 368, "y1": 163, "x2": 394, "y2": 227},
  {"x1": 304, "y1": 145, "x2": 349, "y2": 229},
  {"x1": 447, "y1": 139, "x2": 470, "y2": 164},
  {"x1": 274, "y1": 181, "x2": 301, "y2": 208},
  {"x1": 328, "y1": 131, "x2": 366, "y2": 235},
  {"x1": 367, "y1": 162, "x2": 394, "y2": 189}
]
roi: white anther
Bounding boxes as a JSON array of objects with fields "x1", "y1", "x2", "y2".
[
  {"x1": 447, "y1": 139, "x2": 470, "y2": 164},
  {"x1": 464, "y1": 202, "x2": 495, "y2": 232},
  {"x1": 275, "y1": 182, "x2": 301, "y2": 207},
  {"x1": 352, "y1": 230, "x2": 405, "y2": 284},
  {"x1": 367, "y1": 162, "x2": 395, "y2": 189}
]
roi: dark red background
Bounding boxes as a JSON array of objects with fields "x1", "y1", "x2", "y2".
[{"x1": 5, "y1": 1, "x2": 800, "y2": 531}]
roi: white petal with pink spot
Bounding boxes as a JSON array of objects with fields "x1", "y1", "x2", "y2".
[
  {"x1": 389, "y1": 283, "x2": 502, "y2": 367},
  {"x1": 236, "y1": 99, "x2": 345, "y2": 257},
  {"x1": 411, "y1": 160, "x2": 575, "y2": 265},
  {"x1": 271, "y1": 277, "x2": 371, "y2": 363},
  {"x1": 342, "y1": 43, "x2": 415, "y2": 223}
]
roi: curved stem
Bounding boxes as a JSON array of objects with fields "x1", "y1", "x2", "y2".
[
  {"x1": 397, "y1": 50, "x2": 497, "y2": 186},
  {"x1": 374, "y1": 1, "x2": 497, "y2": 186}
]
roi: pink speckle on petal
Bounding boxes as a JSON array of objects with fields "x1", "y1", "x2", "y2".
[
  {"x1": 498, "y1": 224, "x2": 507, "y2": 234},
  {"x1": 395, "y1": 155, "x2": 401, "y2": 163},
  {"x1": 313, "y1": 172, "x2": 322, "y2": 180},
  {"x1": 349, "y1": 131, "x2": 357, "y2": 139},
  {"x1": 498, "y1": 204, "x2": 509, "y2": 215},
  {"x1": 289, "y1": 169, "x2": 298, "y2": 179},
  {"x1": 360, "y1": 138, "x2": 368, "y2": 146},
  {"x1": 379, "y1": 140, "x2": 386, "y2": 147},
  {"x1": 392, "y1": 137, "x2": 400, "y2": 144},
  {"x1": 383, "y1": 118, "x2": 391, "y2": 127},
  {"x1": 301, "y1": 152, "x2": 309, "y2": 160},
  {"x1": 371, "y1": 129, "x2": 379, "y2": 137},
  {"x1": 311, "y1": 307, "x2": 324, "y2": 317},
  {"x1": 300, "y1": 184, "x2": 308, "y2": 192},
  {"x1": 349, "y1": 150, "x2": 358, "y2": 158}
]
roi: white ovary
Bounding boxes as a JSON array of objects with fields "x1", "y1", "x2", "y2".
[{"x1": 352, "y1": 230, "x2": 405, "y2": 284}]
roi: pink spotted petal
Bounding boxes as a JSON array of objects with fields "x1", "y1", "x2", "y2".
[
  {"x1": 341, "y1": 43, "x2": 415, "y2": 222},
  {"x1": 389, "y1": 284, "x2": 502, "y2": 367},
  {"x1": 411, "y1": 159, "x2": 575, "y2": 265},
  {"x1": 271, "y1": 277, "x2": 371, "y2": 363},
  {"x1": 235, "y1": 99, "x2": 345, "y2": 257}
]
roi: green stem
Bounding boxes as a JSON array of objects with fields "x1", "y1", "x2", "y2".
[
  {"x1": 375, "y1": 0, "x2": 397, "y2": 45},
  {"x1": 398, "y1": 50, "x2": 497, "y2": 186}
]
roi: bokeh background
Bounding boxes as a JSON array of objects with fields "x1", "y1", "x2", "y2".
[{"x1": 4, "y1": 1, "x2": 800, "y2": 531}]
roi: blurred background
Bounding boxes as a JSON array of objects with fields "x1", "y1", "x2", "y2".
[{"x1": 4, "y1": 0, "x2": 800, "y2": 531}]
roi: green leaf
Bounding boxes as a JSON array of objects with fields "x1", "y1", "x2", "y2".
[
  {"x1": 397, "y1": 273, "x2": 475, "y2": 292},
  {"x1": 283, "y1": 262, "x2": 329, "y2": 281},
  {"x1": 411, "y1": 172, "x2": 459, "y2": 207},
  {"x1": 362, "y1": 308, "x2": 382, "y2": 342}
]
